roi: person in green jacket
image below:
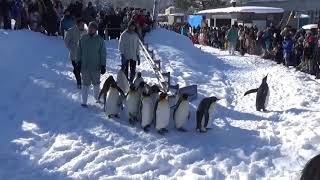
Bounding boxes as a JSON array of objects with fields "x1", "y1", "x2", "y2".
[
  {"x1": 226, "y1": 25, "x2": 239, "y2": 55},
  {"x1": 76, "y1": 22, "x2": 107, "y2": 107}
]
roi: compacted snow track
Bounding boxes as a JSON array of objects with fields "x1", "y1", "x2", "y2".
[{"x1": 0, "y1": 29, "x2": 319, "y2": 179}]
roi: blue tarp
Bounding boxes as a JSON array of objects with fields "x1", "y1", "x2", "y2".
[{"x1": 188, "y1": 15, "x2": 203, "y2": 27}]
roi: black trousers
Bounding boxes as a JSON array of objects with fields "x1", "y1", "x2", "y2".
[
  {"x1": 3, "y1": 15, "x2": 11, "y2": 29},
  {"x1": 71, "y1": 61, "x2": 82, "y2": 85},
  {"x1": 123, "y1": 59, "x2": 136, "y2": 82}
]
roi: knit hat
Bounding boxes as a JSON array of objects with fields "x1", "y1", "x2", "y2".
[{"x1": 88, "y1": 21, "x2": 98, "y2": 30}]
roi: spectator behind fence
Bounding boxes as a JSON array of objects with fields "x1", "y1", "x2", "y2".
[
  {"x1": 226, "y1": 25, "x2": 238, "y2": 55},
  {"x1": 1, "y1": 0, "x2": 12, "y2": 29},
  {"x1": 60, "y1": 9, "x2": 76, "y2": 38}
]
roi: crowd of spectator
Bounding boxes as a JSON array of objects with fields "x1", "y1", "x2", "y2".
[
  {"x1": 163, "y1": 22, "x2": 320, "y2": 79},
  {"x1": 0, "y1": 0, "x2": 154, "y2": 40}
]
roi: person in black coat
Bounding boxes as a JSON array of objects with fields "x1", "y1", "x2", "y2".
[
  {"x1": 97, "y1": 10, "x2": 106, "y2": 39},
  {"x1": 43, "y1": 5, "x2": 59, "y2": 36},
  {"x1": 0, "y1": 0, "x2": 12, "y2": 29}
]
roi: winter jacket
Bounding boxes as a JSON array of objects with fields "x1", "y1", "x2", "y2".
[
  {"x1": 60, "y1": 16, "x2": 75, "y2": 34},
  {"x1": 64, "y1": 26, "x2": 87, "y2": 61},
  {"x1": 77, "y1": 34, "x2": 106, "y2": 72},
  {"x1": 11, "y1": 0, "x2": 23, "y2": 18},
  {"x1": 119, "y1": 30, "x2": 140, "y2": 61},
  {"x1": 83, "y1": 6, "x2": 96, "y2": 23},
  {"x1": 226, "y1": 28, "x2": 238, "y2": 43},
  {"x1": 283, "y1": 39, "x2": 293, "y2": 53},
  {"x1": 181, "y1": 27, "x2": 188, "y2": 36}
]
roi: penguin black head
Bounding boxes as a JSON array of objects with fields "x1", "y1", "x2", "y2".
[
  {"x1": 262, "y1": 75, "x2": 268, "y2": 83},
  {"x1": 129, "y1": 84, "x2": 136, "y2": 91},
  {"x1": 139, "y1": 81, "x2": 146, "y2": 88},
  {"x1": 142, "y1": 90, "x2": 150, "y2": 97},
  {"x1": 150, "y1": 85, "x2": 161, "y2": 93},
  {"x1": 159, "y1": 92, "x2": 168, "y2": 100},
  {"x1": 210, "y1": 96, "x2": 220, "y2": 102},
  {"x1": 137, "y1": 72, "x2": 142, "y2": 78},
  {"x1": 181, "y1": 93, "x2": 189, "y2": 100},
  {"x1": 111, "y1": 82, "x2": 118, "y2": 88}
]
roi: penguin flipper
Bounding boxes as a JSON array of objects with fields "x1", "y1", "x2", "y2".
[
  {"x1": 244, "y1": 88, "x2": 259, "y2": 96},
  {"x1": 204, "y1": 112, "x2": 210, "y2": 128}
]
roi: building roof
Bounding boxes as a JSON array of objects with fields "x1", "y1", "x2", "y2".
[{"x1": 197, "y1": 6, "x2": 284, "y2": 15}]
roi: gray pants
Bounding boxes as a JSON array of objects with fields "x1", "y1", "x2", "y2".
[{"x1": 82, "y1": 71, "x2": 100, "y2": 86}]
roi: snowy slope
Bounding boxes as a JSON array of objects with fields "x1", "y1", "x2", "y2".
[{"x1": 0, "y1": 29, "x2": 319, "y2": 179}]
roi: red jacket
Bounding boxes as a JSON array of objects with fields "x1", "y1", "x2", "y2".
[{"x1": 136, "y1": 15, "x2": 146, "y2": 27}]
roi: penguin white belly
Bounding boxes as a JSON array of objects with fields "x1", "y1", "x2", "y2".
[
  {"x1": 264, "y1": 90, "x2": 270, "y2": 108},
  {"x1": 117, "y1": 70, "x2": 129, "y2": 94},
  {"x1": 126, "y1": 92, "x2": 140, "y2": 117},
  {"x1": 105, "y1": 88, "x2": 120, "y2": 116},
  {"x1": 201, "y1": 103, "x2": 216, "y2": 128},
  {"x1": 156, "y1": 101, "x2": 170, "y2": 130},
  {"x1": 141, "y1": 98, "x2": 153, "y2": 128},
  {"x1": 174, "y1": 101, "x2": 190, "y2": 128}
]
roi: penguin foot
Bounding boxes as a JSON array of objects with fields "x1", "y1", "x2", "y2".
[
  {"x1": 129, "y1": 119, "x2": 136, "y2": 125},
  {"x1": 177, "y1": 128, "x2": 187, "y2": 132},
  {"x1": 157, "y1": 130, "x2": 165, "y2": 135},
  {"x1": 81, "y1": 104, "x2": 88, "y2": 108},
  {"x1": 162, "y1": 128, "x2": 169, "y2": 133},
  {"x1": 143, "y1": 126, "x2": 150, "y2": 132}
]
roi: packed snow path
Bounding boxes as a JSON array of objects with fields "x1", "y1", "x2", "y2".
[{"x1": 0, "y1": 29, "x2": 319, "y2": 179}]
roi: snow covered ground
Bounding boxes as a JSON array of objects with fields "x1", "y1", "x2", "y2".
[{"x1": 0, "y1": 28, "x2": 319, "y2": 179}]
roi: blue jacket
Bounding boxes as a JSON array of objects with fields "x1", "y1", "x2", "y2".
[
  {"x1": 181, "y1": 27, "x2": 188, "y2": 36},
  {"x1": 283, "y1": 39, "x2": 293, "y2": 53},
  {"x1": 11, "y1": 0, "x2": 23, "y2": 18},
  {"x1": 60, "y1": 17, "x2": 76, "y2": 33}
]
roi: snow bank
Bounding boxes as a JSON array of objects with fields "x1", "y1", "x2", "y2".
[{"x1": 0, "y1": 29, "x2": 319, "y2": 179}]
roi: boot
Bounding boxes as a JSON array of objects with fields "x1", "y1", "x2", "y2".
[
  {"x1": 93, "y1": 85, "x2": 100, "y2": 102},
  {"x1": 81, "y1": 86, "x2": 89, "y2": 107}
]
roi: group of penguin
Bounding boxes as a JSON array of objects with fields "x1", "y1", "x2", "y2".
[{"x1": 98, "y1": 67, "x2": 270, "y2": 135}]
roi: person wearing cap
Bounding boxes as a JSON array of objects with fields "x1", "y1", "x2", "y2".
[
  {"x1": 64, "y1": 18, "x2": 87, "y2": 89},
  {"x1": 77, "y1": 21, "x2": 106, "y2": 107},
  {"x1": 119, "y1": 20, "x2": 140, "y2": 82}
]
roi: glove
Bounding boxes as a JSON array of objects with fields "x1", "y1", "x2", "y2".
[
  {"x1": 137, "y1": 54, "x2": 140, "y2": 66},
  {"x1": 101, "y1": 66, "x2": 106, "y2": 75}
]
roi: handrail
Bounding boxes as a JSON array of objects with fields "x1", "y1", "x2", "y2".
[{"x1": 139, "y1": 39, "x2": 169, "y2": 92}]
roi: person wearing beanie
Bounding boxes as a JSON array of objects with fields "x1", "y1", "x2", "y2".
[
  {"x1": 77, "y1": 21, "x2": 106, "y2": 107},
  {"x1": 119, "y1": 20, "x2": 140, "y2": 82}
]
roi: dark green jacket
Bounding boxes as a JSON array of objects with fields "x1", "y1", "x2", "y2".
[{"x1": 77, "y1": 34, "x2": 106, "y2": 72}]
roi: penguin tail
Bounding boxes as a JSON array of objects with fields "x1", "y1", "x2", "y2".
[{"x1": 244, "y1": 88, "x2": 258, "y2": 96}]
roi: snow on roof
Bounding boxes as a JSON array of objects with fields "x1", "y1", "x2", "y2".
[
  {"x1": 169, "y1": 13, "x2": 185, "y2": 16},
  {"x1": 197, "y1": 6, "x2": 284, "y2": 15},
  {"x1": 302, "y1": 24, "x2": 318, "y2": 30}
]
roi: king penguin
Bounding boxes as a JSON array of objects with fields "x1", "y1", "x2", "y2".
[
  {"x1": 244, "y1": 75, "x2": 269, "y2": 112},
  {"x1": 141, "y1": 91, "x2": 153, "y2": 132},
  {"x1": 105, "y1": 83, "x2": 123, "y2": 118},
  {"x1": 126, "y1": 84, "x2": 141, "y2": 124},
  {"x1": 133, "y1": 72, "x2": 144, "y2": 89},
  {"x1": 155, "y1": 92, "x2": 171, "y2": 135},
  {"x1": 196, "y1": 96, "x2": 220, "y2": 133},
  {"x1": 173, "y1": 94, "x2": 190, "y2": 132}
]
